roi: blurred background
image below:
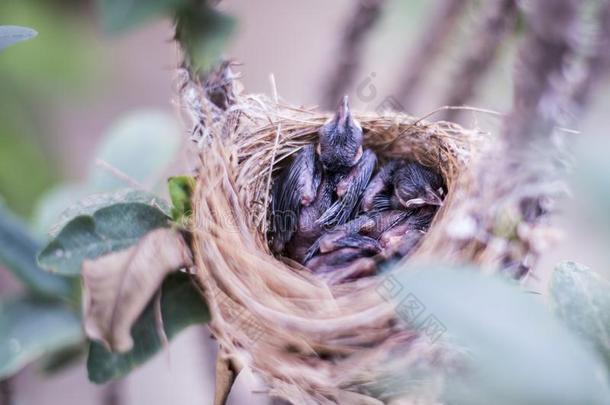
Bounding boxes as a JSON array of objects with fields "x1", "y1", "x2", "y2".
[{"x1": 1, "y1": 0, "x2": 609, "y2": 404}]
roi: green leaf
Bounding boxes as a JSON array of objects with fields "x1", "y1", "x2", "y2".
[
  {"x1": 32, "y1": 183, "x2": 90, "y2": 237},
  {"x1": 0, "y1": 25, "x2": 37, "y2": 51},
  {"x1": 87, "y1": 272, "x2": 209, "y2": 383},
  {"x1": 550, "y1": 261, "x2": 610, "y2": 368},
  {"x1": 49, "y1": 188, "x2": 171, "y2": 237},
  {"x1": 384, "y1": 266, "x2": 610, "y2": 404},
  {"x1": 38, "y1": 203, "x2": 170, "y2": 276},
  {"x1": 97, "y1": 0, "x2": 189, "y2": 33},
  {"x1": 0, "y1": 296, "x2": 83, "y2": 379},
  {"x1": 0, "y1": 204, "x2": 72, "y2": 299},
  {"x1": 176, "y1": 6, "x2": 236, "y2": 73},
  {"x1": 168, "y1": 176, "x2": 196, "y2": 222},
  {"x1": 89, "y1": 110, "x2": 181, "y2": 192}
]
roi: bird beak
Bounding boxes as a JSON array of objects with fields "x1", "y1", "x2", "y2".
[
  {"x1": 335, "y1": 95, "x2": 351, "y2": 127},
  {"x1": 423, "y1": 190, "x2": 443, "y2": 206},
  {"x1": 403, "y1": 197, "x2": 426, "y2": 208},
  {"x1": 403, "y1": 191, "x2": 443, "y2": 208}
]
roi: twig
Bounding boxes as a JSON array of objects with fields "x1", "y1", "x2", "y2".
[
  {"x1": 269, "y1": 73, "x2": 279, "y2": 105},
  {"x1": 153, "y1": 289, "x2": 170, "y2": 352},
  {"x1": 395, "y1": 0, "x2": 469, "y2": 111},
  {"x1": 214, "y1": 351, "x2": 238, "y2": 405},
  {"x1": 503, "y1": 0, "x2": 580, "y2": 147},
  {"x1": 439, "y1": 0, "x2": 518, "y2": 122},
  {"x1": 568, "y1": 0, "x2": 610, "y2": 120},
  {"x1": 445, "y1": 0, "x2": 584, "y2": 278},
  {"x1": 94, "y1": 159, "x2": 146, "y2": 190},
  {"x1": 413, "y1": 104, "x2": 579, "y2": 134},
  {"x1": 260, "y1": 123, "x2": 282, "y2": 234},
  {"x1": 321, "y1": 0, "x2": 386, "y2": 110}
]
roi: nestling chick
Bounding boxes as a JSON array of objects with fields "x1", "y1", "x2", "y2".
[
  {"x1": 318, "y1": 96, "x2": 364, "y2": 174},
  {"x1": 271, "y1": 144, "x2": 322, "y2": 254},
  {"x1": 303, "y1": 209, "x2": 408, "y2": 263},
  {"x1": 316, "y1": 96, "x2": 377, "y2": 226},
  {"x1": 304, "y1": 247, "x2": 377, "y2": 284},
  {"x1": 271, "y1": 96, "x2": 372, "y2": 262},
  {"x1": 362, "y1": 161, "x2": 444, "y2": 212}
]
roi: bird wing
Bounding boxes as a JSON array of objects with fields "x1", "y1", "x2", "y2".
[
  {"x1": 361, "y1": 159, "x2": 400, "y2": 211},
  {"x1": 316, "y1": 149, "x2": 377, "y2": 227},
  {"x1": 271, "y1": 144, "x2": 321, "y2": 253},
  {"x1": 303, "y1": 214, "x2": 374, "y2": 263}
]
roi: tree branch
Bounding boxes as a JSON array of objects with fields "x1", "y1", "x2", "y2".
[
  {"x1": 321, "y1": 0, "x2": 386, "y2": 110},
  {"x1": 568, "y1": 0, "x2": 610, "y2": 120},
  {"x1": 395, "y1": 0, "x2": 468, "y2": 111},
  {"x1": 502, "y1": 0, "x2": 580, "y2": 148},
  {"x1": 439, "y1": 0, "x2": 518, "y2": 122}
]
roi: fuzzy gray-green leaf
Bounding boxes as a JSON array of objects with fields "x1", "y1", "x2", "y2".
[
  {"x1": 384, "y1": 266, "x2": 610, "y2": 404},
  {"x1": 0, "y1": 204, "x2": 72, "y2": 299},
  {"x1": 49, "y1": 188, "x2": 170, "y2": 237},
  {"x1": 38, "y1": 203, "x2": 170, "y2": 276},
  {"x1": 0, "y1": 296, "x2": 83, "y2": 379},
  {"x1": 550, "y1": 261, "x2": 610, "y2": 367}
]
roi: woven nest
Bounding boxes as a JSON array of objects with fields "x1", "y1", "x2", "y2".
[{"x1": 186, "y1": 86, "x2": 502, "y2": 403}]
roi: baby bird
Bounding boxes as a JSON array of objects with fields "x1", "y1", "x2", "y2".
[
  {"x1": 316, "y1": 97, "x2": 377, "y2": 227},
  {"x1": 308, "y1": 254, "x2": 377, "y2": 285},
  {"x1": 271, "y1": 143, "x2": 322, "y2": 254},
  {"x1": 304, "y1": 161, "x2": 444, "y2": 266},
  {"x1": 271, "y1": 96, "x2": 373, "y2": 262},
  {"x1": 361, "y1": 160, "x2": 444, "y2": 213},
  {"x1": 303, "y1": 209, "x2": 408, "y2": 263}
]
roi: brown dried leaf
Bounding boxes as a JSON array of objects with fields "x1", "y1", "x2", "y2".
[{"x1": 83, "y1": 228, "x2": 193, "y2": 352}]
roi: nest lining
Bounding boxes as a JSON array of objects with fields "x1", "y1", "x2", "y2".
[{"x1": 189, "y1": 93, "x2": 490, "y2": 404}]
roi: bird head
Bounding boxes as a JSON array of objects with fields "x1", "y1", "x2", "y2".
[
  {"x1": 318, "y1": 96, "x2": 363, "y2": 173},
  {"x1": 394, "y1": 164, "x2": 444, "y2": 209}
]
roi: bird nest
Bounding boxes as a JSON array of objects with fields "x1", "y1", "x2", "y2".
[{"x1": 188, "y1": 90, "x2": 496, "y2": 403}]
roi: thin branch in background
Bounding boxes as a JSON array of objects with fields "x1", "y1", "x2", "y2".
[
  {"x1": 0, "y1": 379, "x2": 13, "y2": 405},
  {"x1": 439, "y1": 0, "x2": 518, "y2": 123},
  {"x1": 502, "y1": 0, "x2": 580, "y2": 148},
  {"x1": 320, "y1": 0, "x2": 386, "y2": 110},
  {"x1": 94, "y1": 159, "x2": 146, "y2": 190},
  {"x1": 395, "y1": 0, "x2": 468, "y2": 111},
  {"x1": 448, "y1": 0, "x2": 583, "y2": 279},
  {"x1": 568, "y1": 0, "x2": 610, "y2": 120}
]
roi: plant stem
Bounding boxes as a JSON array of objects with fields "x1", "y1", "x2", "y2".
[
  {"x1": 395, "y1": 0, "x2": 468, "y2": 111},
  {"x1": 503, "y1": 0, "x2": 580, "y2": 148},
  {"x1": 569, "y1": 0, "x2": 610, "y2": 120},
  {"x1": 321, "y1": 0, "x2": 386, "y2": 110}
]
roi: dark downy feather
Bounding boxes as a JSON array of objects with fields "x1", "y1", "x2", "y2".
[
  {"x1": 271, "y1": 145, "x2": 321, "y2": 253},
  {"x1": 317, "y1": 149, "x2": 377, "y2": 226}
]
